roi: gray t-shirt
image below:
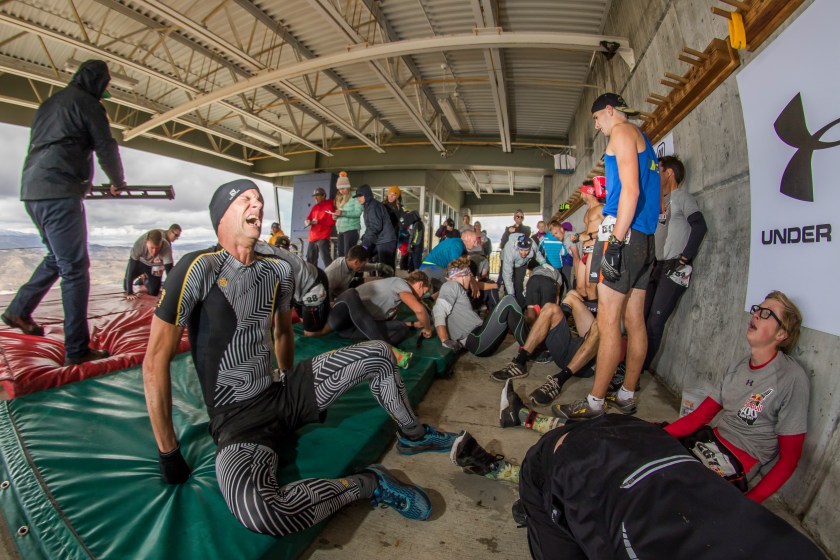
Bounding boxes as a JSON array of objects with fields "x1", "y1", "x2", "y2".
[
  {"x1": 433, "y1": 280, "x2": 483, "y2": 343},
  {"x1": 325, "y1": 257, "x2": 354, "y2": 298},
  {"x1": 712, "y1": 353, "x2": 809, "y2": 473},
  {"x1": 130, "y1": 232, "x2": 173, "y2": 267},
  {"x1": 356, "y1": 277, "x2": 410, "y2": 320},
  {"x1": 655, "y1": 187, "x2": 701, "y2": 261}
]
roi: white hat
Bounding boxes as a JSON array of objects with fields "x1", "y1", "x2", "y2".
[{"x1": 336, "y1": 171, "x2": 351, "y2": 189}]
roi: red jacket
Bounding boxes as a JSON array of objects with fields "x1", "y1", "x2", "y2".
[{"x1": 307, "y1": 199, "x2": 336, "y2": 241}]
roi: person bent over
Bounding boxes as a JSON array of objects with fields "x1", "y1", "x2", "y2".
[
  {"x1": 500, "y1": 234, "x2": 547, "y2": 308},
  {"x1": 324, "y1": 245, "x2": 393, "y2": 299},
  {"x1": 124, "y1": 229, "x2": 173, "y2": 299},
  {"x1": 434, "y1": 257, "x2": 528, "y2": 358},
  {"x1": 518, "y1": 414, "x2": 824, "y2": 560},
  {"x1": 419, "y1": 230, "x2": 477, "y2": 291},
  {"x1": 664, "y1": 291, "x2": 808, "y2": 503},
  {"x1": 143, "y1": 180, "x2": 459, "y2": 534},
  {"x1": 324, "y1": 271, "x2": 432, "y2": 351}
]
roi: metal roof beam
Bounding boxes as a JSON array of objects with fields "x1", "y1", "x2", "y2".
[
  {"x1": 0, "y1": 55, "x2": 288, "y2": 162},
  {"x1": 459, "y1": 169, "x2": 481, "y2": 199},
  {"x1": 472, "y1": 0, "x2": 511, "y2": 153},
  {"x1": 509, "y1": 170, "x2": 515, "y2": 195},
  {"x1": 230, "y1": 0, "x2": 398, "y2": 138},
  {"x1": 123, "y1": 30, "x2": 633, "y2": 142},
  {"x1": 359, "y1": 0, "x2": 452, "y2": 134},
  {"x1": 304, "y1": 0, "x2": 447, "y2": 153},
  {"x1": 0, "y1": 10, "x2": 332, "y2": 155},
  {"x1": 128, "y1": 0, "x2": 384, "y2": 153}
]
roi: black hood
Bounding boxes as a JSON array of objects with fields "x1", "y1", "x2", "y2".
[
  {"x1": 400, "y1": 211, "x2": 419, "y2": 227},
  {"x1": 353, "y1": 184, "x2": 373, "y2": 201},
  {"x1": 70, "y1": 60, "x2": 111, "y2": 98}
]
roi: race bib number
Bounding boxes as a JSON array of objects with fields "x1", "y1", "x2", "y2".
[
  {"x1": 302, "y1": 284, "x2": 327, "y2": 307},
  {"x1": 597, "y1": 215, "x2": 631, "y2": 243},
  {"x1": 668, "y1": 264, "x2": 692, "y2": 288},
  {"x1": 689, "y1": 440, "x2": 738, "y2": 478}
]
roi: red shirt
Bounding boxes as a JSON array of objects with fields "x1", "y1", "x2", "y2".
[{"x1": 307, "y1": 199, "x2": 336, "y2": 242}]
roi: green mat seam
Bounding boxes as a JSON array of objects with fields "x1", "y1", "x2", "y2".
[{"x1": 0, "y1": 402, "x2": 91, "y2": 560}]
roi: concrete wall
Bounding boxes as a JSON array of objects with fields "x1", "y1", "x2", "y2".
[{"x1": 554, "y1": 0, "x2": 838, "y2": 554}]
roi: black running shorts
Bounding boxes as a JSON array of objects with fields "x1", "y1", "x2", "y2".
[
  {"x1": 595, "y1": 230, "x2": 654, "y2": 294},
  {"x1": 545, "y1": 317, "x2": 584, "y2": 369},
  {"x1": 525, "y1": 275, "x2": 561, "y2": 308}
]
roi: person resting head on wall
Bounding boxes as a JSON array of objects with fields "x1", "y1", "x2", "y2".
[{"x1": 663, "y1": 290, "x2": 807, "y2": 503}]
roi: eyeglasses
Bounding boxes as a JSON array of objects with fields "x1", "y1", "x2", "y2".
[
  {"x1": 514, "y1": 215, "x2": 524, "y2": 219},
  {"x1": 750, "y1": 305, "x2": 782, "y2": 326}
]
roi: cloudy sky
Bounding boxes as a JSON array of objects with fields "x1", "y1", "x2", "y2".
[
  {"x1": 0, "y1": 122, "x2": 292, "y2": 246},
  {"x1": 0, "y1": 121, "x2": 542, "y2": 249}
]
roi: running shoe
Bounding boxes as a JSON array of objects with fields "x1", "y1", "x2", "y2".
[
  {"x1": 500, "y1": 379, "x2": 525, "y2": 428},
  {"x1": 450, "y1": 431, "x2": 503, "y2": 475},
  {"x1": 552, "y1": 398, "x2": 605, "y2": 420},
  {"x1": 533, "y1": 350, "x2": 553, "y2": 364},
  {"x1": 490, "y1": 361, "x2": 527, "y2": 382},
  {"x1": 391, "y1": 346, "x2": 413, "y2": 369},
  {"x1": 396, "y1": 424, "x2": 458, "y2": 455},
  {"x1": 529, "y1": 374, "x2": 565, "y2": 407},
  {"x1": 366, "y1": 464, "x2": 432, "y2": 521},
  {"x1": 606, "y1": 391, "x2": 638, "y2": 415}
]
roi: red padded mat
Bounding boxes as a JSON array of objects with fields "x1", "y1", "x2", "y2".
[{"x1": 0, "y1": 286, "x2": 188, "y2": 398}]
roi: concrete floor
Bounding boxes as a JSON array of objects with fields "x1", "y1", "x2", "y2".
[
  {"x1": 302, "y1": 337, "x2": 684, "y2": 559},
  {"x1": 0, "y1": 334, "x2": 822, "y2": 559}
]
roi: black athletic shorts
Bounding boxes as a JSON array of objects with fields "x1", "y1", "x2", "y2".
[
  {"x1": 594, "y1": 229, "x2": 654, "y2": 294},
  {"x1": 209, "y1": 359, "x2": 322, "y2": 452},
  {"x1": 545, "y1": 317, "x2": 584, "y2": 369},
  {"x1": 525, "y1": 275, "x2": 560, "y2": 308}
]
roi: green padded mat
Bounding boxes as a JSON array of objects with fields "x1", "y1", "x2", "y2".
[{"x1": 0, "y1": 329, "x2": 454, "y2": 559}]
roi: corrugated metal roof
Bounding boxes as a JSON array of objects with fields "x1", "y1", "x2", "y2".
[{"x1": 0, "y1": 0, "x2": 623, "y2": 188}]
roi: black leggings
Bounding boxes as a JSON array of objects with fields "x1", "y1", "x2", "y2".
[
  {"x1": 327, "y1": 288, "x2": 409, "y2": 345},
  {"x1": 216, "y1": 341, "x2": 419, "y2": 536},
  {"x1": 464, "y1": 294, "x2": 528, "y2": 357},
  {"x1": 643, "y1": 260, "x2": 687, "y2": 369}
]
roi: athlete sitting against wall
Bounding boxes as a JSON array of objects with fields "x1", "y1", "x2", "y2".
[
  {"x1": 143, "y1": 180, "x2": 459, "y2": 535},
  {"x1": 663, "y1": 290, "x2": 809, "y2": 502}
]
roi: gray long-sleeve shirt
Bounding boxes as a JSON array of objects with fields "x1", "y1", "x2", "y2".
[
  {"x1": 501, "y1": 241, "x2": 545, "y2": 294},
  {"x1": 433, "y1": 280, "x2": 483, "y2": 343}
]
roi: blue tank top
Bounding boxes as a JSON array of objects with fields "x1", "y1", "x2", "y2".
[{"x1": 602, "y1": 131, "x2": 660, "y2": 235}]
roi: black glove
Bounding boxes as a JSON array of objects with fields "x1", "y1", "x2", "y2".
[
  {"x1": 601, "y1": 236, "x2": 624, "y2": 282},
  {"x1": 159, "y1": 444, "x2": 192, "y2": 484},
  {"x1": 442, "y1": 339, "x2": 462, "y2": 352},
  {"x1": 663, "y1": 258, "x2": 680, "y2": 278}
]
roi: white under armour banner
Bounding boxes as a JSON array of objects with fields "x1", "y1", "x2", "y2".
[{"x1": 737, "y1": 0, "x2": 840, "y2": 336}]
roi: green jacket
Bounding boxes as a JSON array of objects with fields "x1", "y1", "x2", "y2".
[{"x1": 335, "y1": 194, "x2": 363, "y2": 233}]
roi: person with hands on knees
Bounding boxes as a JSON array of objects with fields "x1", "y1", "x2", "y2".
[
  {"x1": 124, "y1": 229, "x2": 173, "y2": 300},
  {"x1": 555, "y1": 92, "x2": 659, "y2": 421},
  {"x1": 663, "y1": 291, "x2": 808, "y2": 503},
  {"x1": 144, "y1": 179, "x2": 455, "y2": 534}
]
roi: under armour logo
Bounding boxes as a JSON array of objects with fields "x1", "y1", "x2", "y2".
[
  {"x1": 228, "y1": 188, "x2": 241, "y2": 200},
  {"x1": 774, "y1": 93, "x2": 840, "y2": 202},
  {"x1": 746, "y1": 379, "x2": 754, "y2": 387}
]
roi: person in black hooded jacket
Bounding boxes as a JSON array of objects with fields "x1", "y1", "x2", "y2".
[
  {"x1": 354, "y1": 184, "x2": 397, "y2": 276},
  {"x1": 1, "y1": 59, "x2": 127, "y2": 366}
]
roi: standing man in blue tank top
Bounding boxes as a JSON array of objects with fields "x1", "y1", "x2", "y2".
[{"x1": 556, "y1": 92, "x2": 660, "y2": 420}]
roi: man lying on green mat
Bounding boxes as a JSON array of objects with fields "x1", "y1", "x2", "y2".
[{"x1": 143, "y1": 180, "x2": 457, "y2": 535}]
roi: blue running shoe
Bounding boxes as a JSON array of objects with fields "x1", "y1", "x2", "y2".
[
  {"x1": 366, "y1": 464, "x2": 432, "y2": 521},
  {"x1": 396, "y1": 424, "x2": 458, "y2": 455}
]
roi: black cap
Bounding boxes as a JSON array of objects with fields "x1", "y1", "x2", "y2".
[
  {"x1": 209, "y1": 179, "x2": 260, "y2": 233},
  {"x1": 353, "y1": 184, "x2": 373, "y2": 199},
  {"x1": 591, "y1": 92, "x2": 639, "y2": 116},
  {"x1": 516, "y1": 234, "x2": 533, "y2": 250},
  {"x1": 313, "y1": 187, "x2": 326, "y2": 196}
]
